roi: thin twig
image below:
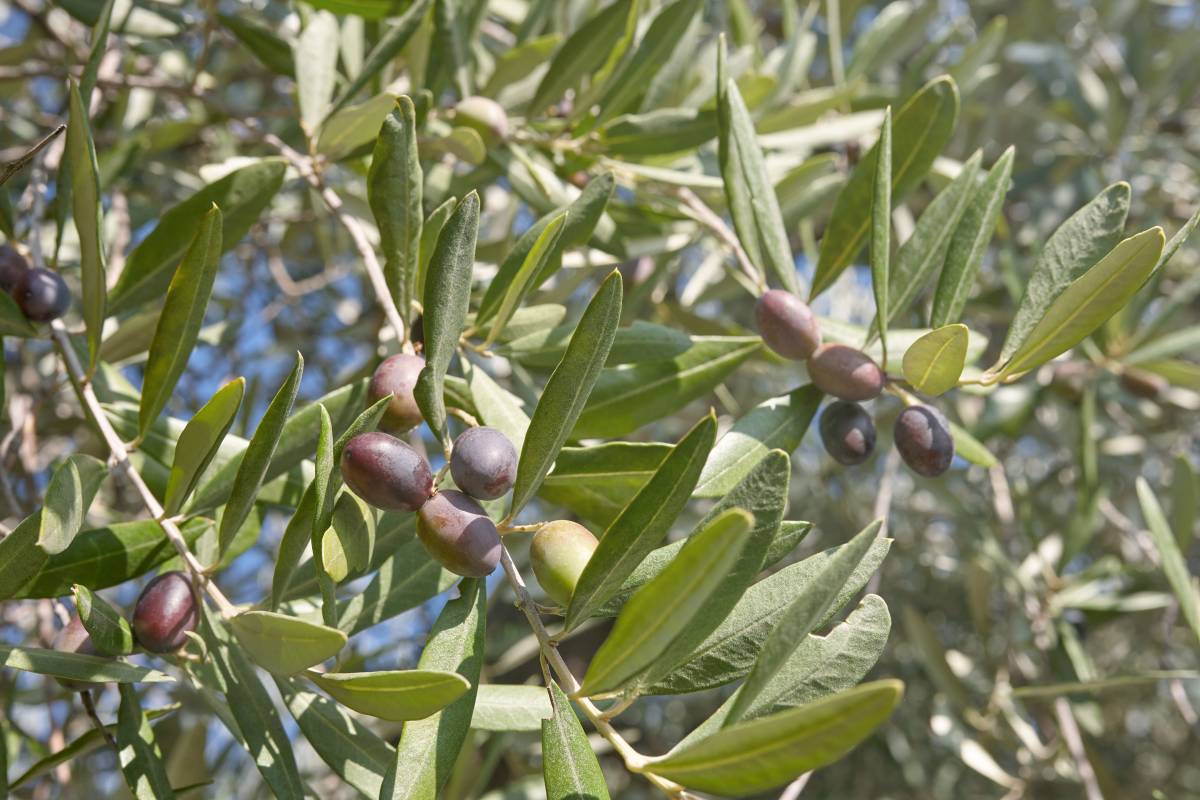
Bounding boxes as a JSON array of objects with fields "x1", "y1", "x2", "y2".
[
  {"x1": 673, "y1": 186, "x2": 767, "y2": 293},
  {"x1": 81, "y1": 690, "x2": 117, "y2": 749},
  {"x1": 1053, "y1": 698, "x2": 1104, "y2": 800}
]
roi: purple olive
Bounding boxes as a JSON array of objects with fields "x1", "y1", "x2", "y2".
[
  {"x1": 894, "y1": 405, "x2": 955, "y2": 477},
  {"x1": 450, "y1": 426, "x2": 517, "y2": 500},
  {"x1": 0, "y1": 243, "x2": 30, "y2": 293},
  {"x1": 530, "y1": 520, "x2": 597, "y2": 606},
  {"x1": 819, "y1": 401, "x2": 876, "y2": 466},
  {"x1": 808, "y1": 343, "x2": 885, "y2": 401},
  {"x1": 13, "y1": 267, "x2": 70, "y2": 322},
  {"x1": 755, "y1": 289, "x2": 821, "y2": 361},
  {"x1": 416, "y1": 490, "x2": 501, "y2": 577},
  {"x1": 53, "y1": 615, "x2": 103, "y2": 691},
  {"x1": 340, "y1": 431, "x2": 433, "y2": 512},
  {"x1": 132, "y1": 571, "x2": 198, "y2": 653},
  {"x1": 368, "y1": 353, "x2": 425, "y2": 433}
]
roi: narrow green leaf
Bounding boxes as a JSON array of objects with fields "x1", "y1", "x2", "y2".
[
  {"x1": 116, "y1": 684, "x2": 177, "y2": 800},
  {"x1": 1171, "y1": 456, "x2": 1197, "y2": 552},
  {"x1": 812, "y1": 76, "x2": 960, "y2": 296},
  {"x1": 871, "y1": 107, "x2": 892, "y2": 361},
  {"x1": 307, "y1": 669, "x2": 470, "y2": 722},
  {"x1": 471, "y1": 685, "x2": 553, "y2": 732},
  {"x1": 163, "y1": 378, "x2": 244, "y2": 516},
  {"x1": 417, "y1": 196, "x2": 457, "y2": 299},
  {"x1": 581, "y1": 508, "x2": 753, "y2": 696},
  {"x1": 930, "y1": 146, "x2": 1014, "y2": 326},
  {"x1": 78, "y1": 0, "x2": 115, "y2": 100},
  {"x1": 539, "y1": 442, "x2": 672, "y2": 528},
  {"x1": 37, "y1": 454, "x2": 107, "y2": 555},
  {"x1": 501, "y1": 320, "x2": 692, "y2": 370},
  {"x1": 565, "y1": 412, "x2": 716, "y2": 631},
  {"x1": 216, "y1": 353, "x2": 303, "y2": 554},
  {"x1": 0, "y1": 645, "x2": 172, "y2": 684},
  {"x1": 948, "y1": 421, "x2": 998, "y2": 468},
  {"x1": 542, "y1": 682, "x2": 611, "y2": 800},
  {"x1": 231, "y1": 611, "x2": 347, "y2": 676},
  {"x1": 0, "y1": 291, "x2": 37, "y2": 336},
  {"x1": 1011, "y1": 672, "x2": 1200, "y2": 699},
  {"x1": 218, "y1": 13, "x2": 295, "y2": 76},
  {"x1": 1137, "y1": 478, "x2": 1200, "y2": 647},
  {"x1": 462, "y1": 359, "x2": 530, "y2": 451},
  {"x1": 484, "y1": 213, "x2": 567, "y2": 347},
  {"x1": 484, "y1": 33, "x2": 561, "y2": 95},
  {"x1": 138, "y1": 205, "x2": 223, "y2": 437},
  {"x1": 382, "y1": 578, "x2": 486, "y2": 799},
  {"x1": 901, "y1": 324, "x2": 968, "y2": 396},
  {"x1": 329, "y1": 0, "x2": 432, "y2": 113},
  {"x1": 334, "y1": 535, "x2": 457, "y2": 635},
  {"x1": 726, "y1": 519, "x2": 883, "y2": 725},
  {"x1": 996, "y1": 227, "x2": 1165, "y2": 379},
  {"x1": 317, "y1": 91, "x2": 398, "y2": 162},
  {"x1": 511, "y1": 271, "x2": 623, "y2": 516},
  {"x1": 528, "y1": 0, "x2": 636, "y2": 115},
  {"x1": 108, "y1": 161, "x2": 285, "y2": 315},
  {"x1": 1000, "y1": 182, "x2": 1130, "y2": 362},
  {"x1": 65, "y1": 79, "x2": 106, "y2": 370},
  {"x1": 326, "y1": 491, "x2": 375, "y2": 581},
  {"x1": 73, "y1": 584, "x2": 133, "y2": 656},
  {"x1": 416, "y1": 191, "x2": 480, "y2": 443},
  {"x1": 1126, "y1": 206, "x2": 1200, "y2": 345},
  {"x1": 272, "y1": 487, "x2": 319, "y2": 611},
  {"x1": 647, "y1": 680, "x2": 903, "y2": 796},
  {"x1": 368, "y1": 97, "x2": 423, "y2": 327},
  {"x1": 294, "y1": 10, "x2": 339, "y2": 135}
]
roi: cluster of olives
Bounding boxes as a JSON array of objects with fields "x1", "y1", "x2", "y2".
[
  {"x1": 756, "y1": 289, "x2": 955, "y2": 478},
  {"x1": 0, "y1": 243, "x2": 72, "y2": 323},
  {"x1": 54, "y1": 572, "x2": 198, "y2": 690}
]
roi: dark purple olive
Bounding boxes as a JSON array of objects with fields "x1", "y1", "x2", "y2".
[
  {"x1": 132, "y1": 571, "x2": 198, "y2": 653},
  {"x1": 755, "y1": 289, "x2": 821, "y2": 360},
  {"x1": 894, "y1": 405, "x2": 955, "y2": 477},
  {"x1": 808, "y1": 343, "x2": 885, "y2": 401},
  {"x1": 368, "y1": 353, "x2": 425, "y2": 433},
  {"x1": 53, "y1": 615, "x2": 103, "y2": 691},
  {"x1": 819, "y1": 401, "x2": 876, "y2": 466},
  {"x1": 340, "y1": 431, "x2": 433, "y2": 512},
  {"x1": 450, "y1": 426, "x2": 517, "y2": 500},
  {"x1": 416, "y1": 489, "x2": 501, "y2": 577},
  {"x1": 0, "y1": 243, "x2": 30, "y2": 293},
  {"x1": 13, "y1": 267, "x2": 70, "y2": 322}
]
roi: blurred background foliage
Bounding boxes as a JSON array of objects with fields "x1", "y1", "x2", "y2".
[{"x1": 1, "y1": 0, "x2": 1199, "y2": 797}]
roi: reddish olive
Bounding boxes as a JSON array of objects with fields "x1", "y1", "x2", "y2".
[
  {"x1": 819, "y1": 401, "x2": 876, "y2": 466},
  {"x1": 416, "y1": 489, "x2": 501, "y2": 577},
  {"x1": 53, "y1": 615, "x2": 102, "y2": 691},
  {"x1": 455, "y1": 95, "x2": 509, "y2": 142},
  {"x1": 894, "y1": 405, "x2": 955, "y2": 477},
  {"x1": 0, "y1": 243, "x2": 29, "y2": 293},
  {"x1": 368, "y1": 353, "x2": 426, "y2": 433},
  {"x1": 530, "y1": 520, "x2": 598, "y2": 606},
  {"x1": 13, "y1": 267, "x2": 71, "y2": 322},
  {"x1": 132, "y1": 571, "x2": 198, "y2": 653},
  {"x1": 755, "y1": 290, "x2": 821, "y2": 360},
  {"x1": 450, "y1": 426, "x2": 517, "y2": 500},
  {"x1": 808, "y1": 343, "x2": 885, "y2": 401},
  {"x1": 340, "y1": 431, "x2": 433, "y2": 512}
]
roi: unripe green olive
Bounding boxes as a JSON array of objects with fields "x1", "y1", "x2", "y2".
[
  {"x1": 417, "y1": 489, "x2": 501, "y2": 577},
  {"x1": 819, "y1": 401, "x2": 876, "y2": 466},
  {"x1": 530, "y1": 520, "x2": 597, "y2": 606},
  {"x1": 132, "y1": 571, "x2": 198, "y2": 653},
  {"x1": 368, "y1": 353, "x2": 425, "y2": 433},
  {"x1": 455, "y1": 95, "x2": 509, "y2": 143},
  {"x1": 53, "y1": 615, "x2": 103, "y2": 691},
  {"x1": 894, "y1": 405, "x2": 954, "y2": 477},
  {"x1": 13, "y1": 267, "x2": 71, "y2": 322},
  {"x1": 808, "y1": 343, "x2": 885, "y2": 401},
  {"x1": 450, "y1": 426, "x2": 517, "y2": 500},
  {"x1": 0, "y1": 243, "x2": 30, "y2": 293},
  {"x1": 755, "y1": 289, "x2": 821, "y2": 360},
  {"x1": 340, "y1": 432, "x2": 433, "y2": 512}
]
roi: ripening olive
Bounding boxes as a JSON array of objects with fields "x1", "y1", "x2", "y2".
[
  {"x1": 1119, "y1": 367, "x2": 1167, "y2": 399},
  {"x1": 755, "y1": 289, "x2": 821, "y2": 360},
  {"x1": 13, "y1": 267, "x2": 71, "y2": 322},
  {"x1": 808, "y1": 343, "x2": 885, "y2": 401},
  {"x1": 132, "y1": 571, "x2": 198, "y2": 653},
  {"x1": 819, "y1": 401, "x2": 876, "y2": 466},
  {"x1": 894, "y1": 405, "x2": 955, "y2": 477},
  {"x1": 450, "y1": 426, "x2": 517, "y2": 500},
  {"x1": 530, "y1": 520, "x2": 597, "y2": 606},
  {"x1": 368, "y1": 353, "x2": 426, "y2": 433},
  {"x1": 53, "y1": 615, "x2": 103, "y2": 691},
  {"x1": 0, "y1": 243, "x2": 30, "y2": 293},
  {"x1": 416, "y1": 490, "x2": 501, "y2": 577},
  {"x1": 340, "y1": 431, "x2": 433, "y2": 512},
  {"x1": 455, "y1": 95, "x2": 509, "y2": 143}
]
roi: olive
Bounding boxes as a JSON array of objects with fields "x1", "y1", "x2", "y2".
[
  {"x1": 1119, "y1": 367, "x2": 1167, "y2": 399},
  {"x1": 755, "y1": 289, "x2": 821, "y2": 360},
  {"x1": 894, "y1": 405, "x2": 955, "y2": 477},
  {"x1": 53, "y1": 615, "x2": 102, "y2": 691},
  {"x1": 808, "y1": 343, "x2": 885, "y2": 401},
  {"x1": 450, "y1": 426, "x2": 517, "y2": 500},
  {"x1": 530, "y1": 520, "x2": 597, "y2": 606},
  {"x1": 0, "y1": 243, "x2": 30, "y2": 293},
  {"x1": 417, "y1": 490, "x2": 502, "y2": 577},
  {"x1": 819, "y1": 401, "x2": 876, "y2": 466},
  {"x1": 340, "y1": 431, "x2": 433, "y2": 512},
  {"x1": 131, "y1": 571, "x2": 198, "y2": 653},
  {"x1": 13, "y1": 267, "x2": 71, "y2": 322},
  {"x1": 454, "y1": 95, "x2": 509, "y2": 143},
  {"x1": 368, "y1": 353, "x2": 426, "y2": 433}
]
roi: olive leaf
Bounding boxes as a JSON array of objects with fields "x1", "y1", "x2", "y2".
[
  {"x1": 231, "y1": 611, "x2": 347, "y2": 676},
  {"x1": 307, "y1": 669, "x2": 470, "y2": 722},
  {"x1": 65, "y1": 78, "x2": 106, "y2": 370},
  {"x1": 163, "y1": 378, "x2": 244, "y2": 517},
  {"x1": 368, "y1": 96, "x2": 422, "y2": 327},
  {"x1": 73, "y1": 585, "x2": 133, "y2": 656},
  {"x1": 471, "y1": 684, "x2": 553, "y2": 732},
  {"x1": 870, "y1": 107, "x2": 893, "y2": 361},
  {"x1": 1137, "y1": 479, "x2": 1200, "y2": 646},
  {"x1": 542, "y1": 682, "x2": 612, "y2": 799},
  {"x1": 901, "y1": 324, "x2": 969, "y2": 396},
  {"x1": 116, "y1": 684, "x2": 177, "y2": 800},
  {"x1": 0, "y1": 645, "x2": 173, "y2": 684},
  {"x1": 329, "y1": 0, "x2": 432, "y2": 114},
  {"x1": 528, "y1": 0, "x2": 637, "y2": 115},
  {"x1": 37, "y1": 454, "x2": 107, "y2": 555}
]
